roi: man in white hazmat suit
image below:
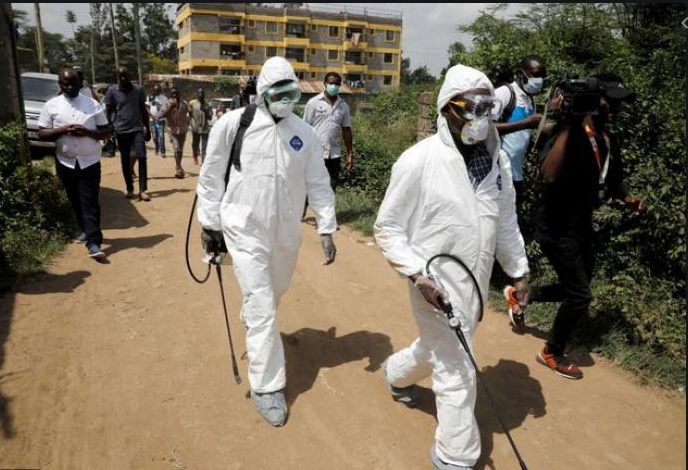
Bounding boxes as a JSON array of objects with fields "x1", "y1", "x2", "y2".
[
  {"x1": 374, "y1": 64, "x2": 531, "y2": 468},
  {"x1": 196, "y1": 57, "x2": 338, "y2": 427}
]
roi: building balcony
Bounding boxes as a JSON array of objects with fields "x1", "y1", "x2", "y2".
[
  {"x1": 342, "y1": 40, "x2": 368, "y2": 50},
  {"x1": 342, "y1": 63, "x2": 368, "y2": 73},
  {"x1": 284, "y1": 36, "x2": 311, "y2": 48},
  {"x1": 288, "y1": 60, "x2": 311, "y2": 71}
]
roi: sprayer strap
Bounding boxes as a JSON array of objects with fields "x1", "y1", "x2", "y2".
[{"x1": 224, "y1": 104, "x2": 258, "y2": 188}]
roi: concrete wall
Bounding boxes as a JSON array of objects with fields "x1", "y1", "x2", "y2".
[
  {"x1": 190, "y1": 13, "x2": 218, "y2": 33},
  {"x1": 189, "y1": 41, "x2": 219, "y2": 60}
]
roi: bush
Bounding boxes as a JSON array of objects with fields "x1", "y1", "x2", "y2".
[{"x1": 0, "y1": 121, "x2": 75, "y2": 291}]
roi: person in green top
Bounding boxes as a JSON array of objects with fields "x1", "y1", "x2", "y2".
[{"x1": 188, "y1": 87, "x2": 213, "y2": 165}]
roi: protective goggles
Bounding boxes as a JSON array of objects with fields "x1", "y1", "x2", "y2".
[
  {"x1": 263, "y1": 81, "x2": 302, "y2": 104},
  {"x1": 447, "y1": 94, "x2": 503, "y2": 121}
]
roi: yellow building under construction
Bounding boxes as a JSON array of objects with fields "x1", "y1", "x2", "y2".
[{"x1": 175, "y1": 3, "x2": 403, "y2": 94}]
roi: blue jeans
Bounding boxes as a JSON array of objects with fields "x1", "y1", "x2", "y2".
[{"x1": 152, "y1": 119, "x2": 166, "y2": 154}]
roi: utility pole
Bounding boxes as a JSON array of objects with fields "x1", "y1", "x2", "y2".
[
  {"x1": 33, "y1": 3, "x2": 44, "y2": 73},
  {"x1": 132, "y1": 3, "x2": 143, "y2": 83},
  {"x1": 89, "y1": 3, "x2": 97, "y2": 84},
  {"x1": 109, "y1": 3, "x2": 119, "y2": 70}
]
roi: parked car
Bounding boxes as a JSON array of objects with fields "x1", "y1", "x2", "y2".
[{"x1": 21, "y1": 72, "x2": 59, "y2": 156}]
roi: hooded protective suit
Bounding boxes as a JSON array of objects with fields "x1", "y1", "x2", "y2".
[
  {"x1": 374, "y1": 64, "x2": 528, "y2": 467},
  {"x1": 197, "y1": 57, "x2": 337, "y2": 393}
]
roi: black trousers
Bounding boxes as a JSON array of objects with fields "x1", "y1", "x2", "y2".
[
  {"x1": 513, "y1": 180, "x2": 524, "y2": 209},
  {"x1": 302, "y1": 158, "x2": 341, "y2": 218},
  {"x1": 116, "y1": 131, "x2": 147, "y2": 192},
  {"x1": 531, "y1": 231, "x2": 595, "y2": 356},
  {"x1": 56, "y1": 160, "x2": 103, "y2": 246},
  {"x1": 324, "y1": 157, "x2": 341, "y2": 190}
]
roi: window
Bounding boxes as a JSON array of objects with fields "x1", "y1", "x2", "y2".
[
  {"x1": 295, "y1": 71, "x2": 305, "y2": 79},
  {"x1": 384, "y1": 53, "x2": 394, "y2": 64},
  {"x1": 366, "y1": 74, "x2": 372, "y2": 80},
  {"x1": 368, "y1": 52, "x2": 373, "y2": 58},
  {"x1": 266, "y1": 46, "x2": 277, "y2": 57},
  {"x1": 328, "y1": 49, "x2": 339, "y2": 61},
  {"x1": 384, "y1": 75, "x2": 393, "y2": 85},
  {"x1": 328, "y1": 26, "x2": 339, "y2": 37},
  {"x1": 368, "y1": 28, "x2": 374, "y2": 36},
  {"x1": 385, "y1": 30, "x2": 395, "y2": 41},
  {"x1": 179, "y1": 46, "x2": 185, "y2": 54},
  {"x1": 286, "y1": 23, "x2": 305, "y2": 38},
  {"x1": 266, "y1": 21, "x2": 278, "y2": 34},
  {"x1": 345, "y1": 50, "x2": 364, "y2": 65},
  {"x1": 222, "y1": 69, "x2": 241, "y2": 76},
  {"x1": 248, "y1": 19, "x2": 255, "y2": 27},
  {"x1": 310, "y1": 24, "x2": 317, "y2": 31},
  {"x1": 247, "y1": 45, "x2": 255, "y2": 52},
  {"x1": 347, "y1": 74, "x2": 365, "y2": 89},
  {"x1": 286, "y1": 47, "x2": 306, "y2": 63},
  {"x1": 310, "y1": 48, "x2": 316, "y2": 55},
  {"x1": 310, "y1": 71, "x2": 317, "y2": 78},
  {"x1": 248, "y1": 70, "x2": 254, "y2": 76},
  {"x1": 220, "y1": 44, "x2": 243, "y2": 59},
  {"x1": 345, "y1": 27, "x2": 364, "y2": 40},
  {"x1": 219, "y1": 17, "x2": 242, "y2": 34}
]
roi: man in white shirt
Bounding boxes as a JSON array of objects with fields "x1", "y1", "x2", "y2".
[
  {"x1": 302, "y1": 72, "x2": 354, "y2": 190},
  {"x1": 38, "y1": 68, "x2": 111, "y2": 260},
  {"x1": 494, "y1": 56, "x2": 546, "y2": 208},
  {"x1": 147, "y1": 84, "x2": 168, "y2": 157}
]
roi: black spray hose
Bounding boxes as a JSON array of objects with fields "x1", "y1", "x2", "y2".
[
  {"x1": 425, "y1": 253, "x2": 529, "y2": 470},
  {"x1": 185, "y1": 193, "x2": 211, "y2": 284},
  {"x1": 185, "y1": 193, "x2": 241, "y2": 385}
]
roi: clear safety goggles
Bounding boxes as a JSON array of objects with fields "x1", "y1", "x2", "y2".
[
  {"x1": 448, "y1": 94, "x2": 503, "y2": 121},
  {"x1": 263, "y1": 81, "x2": 302, "y2": 104}
]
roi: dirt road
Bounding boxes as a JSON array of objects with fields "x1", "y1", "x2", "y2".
[{"x1": 0, "y1": 147, "x2": 685, "y2": 470}]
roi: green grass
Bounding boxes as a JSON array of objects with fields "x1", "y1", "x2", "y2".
[
  {"x1": 488, "y1": 288, "x2": 686, "y2": 392},
  {"x1": 335, "y1": 189, "x2": 378, "y2": 237}
]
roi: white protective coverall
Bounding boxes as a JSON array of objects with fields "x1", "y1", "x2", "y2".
[
  {"x1": 196, "y1": 57, "x2": 337, "y2": 393},
  {"x1": 374, "y1": 64, "x2": 529, "y2": 467}
]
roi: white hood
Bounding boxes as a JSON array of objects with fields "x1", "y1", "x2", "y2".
[
  {"x1": 436, "y1": 63, "x2": 498, "y2": 149},
  {"x1": 256, "y1": 57, "x2": 298, "y2": 106}
]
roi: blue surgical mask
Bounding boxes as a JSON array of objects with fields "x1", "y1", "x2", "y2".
[
  {"x1": 522, "y1": 75, "x2": 544, "y2": 95},
  {"x1": 326, "y1": 84, "x2": 340, "y2": 96}
]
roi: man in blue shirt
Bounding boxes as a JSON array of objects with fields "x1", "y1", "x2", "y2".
[{"x1": 495, "y1": 56, "x2": 547, "y2": 208}]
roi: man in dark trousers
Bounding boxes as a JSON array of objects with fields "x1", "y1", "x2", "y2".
[
  {"x1": 104, "y1": 66, "x2": 152, "y2": 201},
  {"x1": 509, "y1": 74, "x2": 645, "y2": 380},
  {"x1": 38, "y1": 68, "x2": 111, "y2": 260}
]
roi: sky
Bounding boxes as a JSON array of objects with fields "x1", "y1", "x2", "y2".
[{"x1": 12, "y1": 3, "x2": 525, "y2": 76}]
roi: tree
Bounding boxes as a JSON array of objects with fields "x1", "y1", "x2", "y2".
[
  {"x1": 453, "y1": 3, "x2": 686, "y2": 375},
  {"x1": 141, "y1": 3, "x2": 176, "y2": 59},
  {"x1": 65, "y1": 10, "x2": 77, "y2": 38},
  {"x1": 401, "y1": 56, "x2": 436, "y2": 85}
]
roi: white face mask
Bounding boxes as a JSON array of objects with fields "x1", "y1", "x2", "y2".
[
  {"x1": 268, "y1": 100, "x2": 294, "y2": 118},
  {"x1": 460, "y1": 116, "x2": 490, "y2": 145},
  {"x1": 523, "y1": 76, "x2": 544, "y2": 95}
]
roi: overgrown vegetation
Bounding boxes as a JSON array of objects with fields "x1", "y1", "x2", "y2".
[
  {"x1": 0, "y1": 122, "x2": 75, "y2": 292},
  {"x1": 339, "y1": 4, "x2": 686, "y2": 389}
]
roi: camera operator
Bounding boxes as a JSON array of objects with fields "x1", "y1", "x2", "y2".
[{"x1": 518, "y1": 73, "x2": 645, "y2": 380}]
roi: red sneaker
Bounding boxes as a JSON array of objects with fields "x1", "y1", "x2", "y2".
[
  {"x1": 537, "y1": 347, "x2": 583, "y2": 380},
  {"x1": 504, "y1": 285, "x2": 525, "y2": 330}
]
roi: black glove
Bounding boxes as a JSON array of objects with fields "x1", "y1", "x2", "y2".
[{"x1": 201, "y1": 228, "x2": 227, "y2": 254}]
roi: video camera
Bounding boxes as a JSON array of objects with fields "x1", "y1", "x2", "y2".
[{"x1": 549, "y1": 75, "x2": 602, "y2": 116}]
